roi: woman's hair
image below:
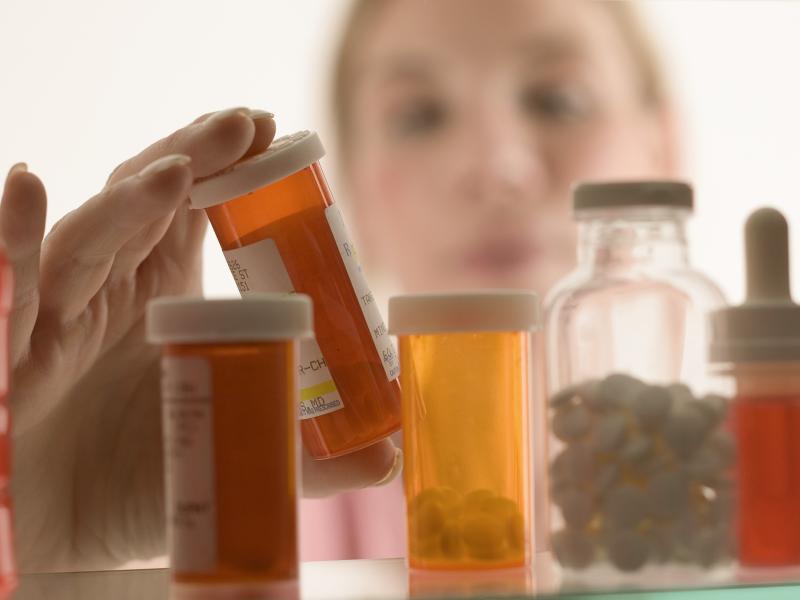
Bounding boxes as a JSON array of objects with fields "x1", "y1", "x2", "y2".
[{"x1": 330, "y1": 0, "x2": 669, "y2": 160}]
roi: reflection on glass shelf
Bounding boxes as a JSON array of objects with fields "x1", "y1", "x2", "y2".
[
  {"x1": 13, "y1": 568, "x2": 168, "y2": 600},
  {"x1": 8, "y1": 557, "x2": 800, "y2": 600},
  {"x1": 556, "y1": 562, "x2": 735, "y2": 594},
  {"x1": 408, "y1": 566, "x2": 534, "y2": 598}
]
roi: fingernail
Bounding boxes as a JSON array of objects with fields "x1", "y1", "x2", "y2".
[
  {"x1": 139, "y1": 154, "x2": 192, "y2": 178},
  {"x1": 8, "y1": 163, "x2": 27, "y2": 177},
  {"x1": 248, "y1": 109, "x2": 275, "y2": 121},
  {"x1": 206, "y1": 106, "x2": 250, "y2": 126},
  {"x1": 374, "y1": 448, "x2": 403, "y2": 487}
]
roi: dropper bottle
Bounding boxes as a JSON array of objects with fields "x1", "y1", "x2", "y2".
[{"x1": 710, "y1": 208, "x2": 800, "y2": 568}]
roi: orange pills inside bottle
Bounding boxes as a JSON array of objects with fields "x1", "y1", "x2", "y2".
[
  {"x1": 191, "y1": 131, "x2": 401, "y2": 459},
  {"x1": 147, "y1": 295, "x2": 312, "y2": 599}
]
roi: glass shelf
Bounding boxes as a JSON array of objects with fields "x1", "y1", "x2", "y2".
[{"x1": 11, "y1": 558, "x2": 800, "y2": 600}]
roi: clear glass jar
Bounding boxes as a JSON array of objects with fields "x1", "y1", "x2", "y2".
[{"x1": 544, "y1": 182, "x2": 733, "y2": 588}]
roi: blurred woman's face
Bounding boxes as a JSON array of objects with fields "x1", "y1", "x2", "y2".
[{"x1": 345, "y1": 0, "x2": 676, "y2": 294}]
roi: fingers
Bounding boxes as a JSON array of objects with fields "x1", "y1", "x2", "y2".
[
  {"x1": 194, "y1": 108, "x2": 275, "y2": 163},
  {"x1": 127, "y1": 202, "x2": 208, "y2": 297},
  {"x1": 190, "y1": 108, "x2": 276, "y2": 163},
  {"x1": 301, "y1": 438, "x2": 403, "y2": 498},
  {"x1": 0, "y1": 164, "x2": 47, "y2": 366},
  {"x1": 105, "y1": 213, "x2": 175, "y2": 285},
  {"x1": 108, "y1": 108, "x2": 275, "y2": 186},
  {"x1": 38, "y1": 155, "x2": 193, "y2": 324},
  {"x1": 242, "y1": 110, "x2": 276, "y2": 160},
  {"x1": 108, "y1": 108, "x2": 250, "y2": 183},
  {"x1": 101, "y1": 107, "x2": 275, "y2": 283}
]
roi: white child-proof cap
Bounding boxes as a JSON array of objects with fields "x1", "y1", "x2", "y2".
[
  {"x1": 147, "y1": 294, "x2": 313, "y2": 344},
  {"x1": 388, "y1": 290, "x2": 540, "y2": 335},
  {"x1": 710, "y1": 207, "x2": 800, "y2": 362},
  {"x1": 573, "y1": 180, "x2": 694, "y2": 212},
  {"x1": 189, "y1": 130, "x2": 326, "y2": 209}
]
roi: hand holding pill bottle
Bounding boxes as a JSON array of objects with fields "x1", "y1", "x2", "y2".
[
  {"x1": 148, "y1": 295, "x2": 312, "y2": 600},
  {"x1": 544, "y1": 182, "x2": 734, "y2": 587},
  {"x1": 389, "y1": 292, "x2": 539, "y2": 571},
  {"x1": 191, "y1": 131, "x2": 401, "y2": 459},
  {"x1": 710, "y1": 208, "x2": 800, "y2": 569}
]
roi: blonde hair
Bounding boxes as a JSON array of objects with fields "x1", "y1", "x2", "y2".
[{"x1": 330, "y1": 0, "x2": 669, "y2": 159}]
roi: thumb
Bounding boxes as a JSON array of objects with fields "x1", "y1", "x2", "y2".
[
  {"x1": 301, "y1": 438, "x2": 403, "y2": 498},
  {"x1": 0, "y1": 163, "x2": 47, "y2": 367}
]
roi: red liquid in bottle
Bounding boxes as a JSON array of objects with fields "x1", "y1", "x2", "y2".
[{"x1": 734, "y1": 393, "x2": 800, "y2": 566}]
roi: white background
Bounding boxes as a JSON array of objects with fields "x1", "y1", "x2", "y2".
[{"x1": 1, "y1": 0, "x2": 799, "y2": 305}]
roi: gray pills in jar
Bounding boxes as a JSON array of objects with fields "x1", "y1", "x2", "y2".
[{"x1": 548, "y1": 373, "x2": 734, "y2": 573}]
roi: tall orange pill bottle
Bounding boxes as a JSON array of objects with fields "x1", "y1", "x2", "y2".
[
  {"x1": 147, "y1": 295, "x2": 312, "y2": 599},
  {"x1": 191, "y1": 131, "x2": 401, "y2": 459},
  {"x1": 389, "y1": 291, "x2": 540, "y2": 571}
]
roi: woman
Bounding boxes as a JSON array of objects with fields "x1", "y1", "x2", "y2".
[
  {"x1": 1, "y1": 0, "x2": 678, "y2": 571},
  {"x1": 302, "y1": 0, "x2": 679, "y2": 561}
]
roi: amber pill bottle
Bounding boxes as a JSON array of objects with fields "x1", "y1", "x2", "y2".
[
  {"x1": 389, "y1": 291, "x2": 540, "y2": 571},
  {"x1": 147, "y1": 295, "x2": 312, "y2": 599},
  {"x1": 191, "y1": 131, "x2": 401, "y2": 459}
]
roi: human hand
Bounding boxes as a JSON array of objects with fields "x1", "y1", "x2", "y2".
[{"x1": 2, "y1": 108, "x2": 401, "y2": 573}]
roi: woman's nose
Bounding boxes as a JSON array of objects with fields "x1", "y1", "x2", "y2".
[{"x1": 456, "y1": 96, "x2": 547, "y2": 208}]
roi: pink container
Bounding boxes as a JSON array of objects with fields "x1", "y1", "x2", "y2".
[{"x1": 0, "y1": 249, "x2": 17, "y2": 595}]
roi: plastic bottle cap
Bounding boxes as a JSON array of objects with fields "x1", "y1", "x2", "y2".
[
  {"x1": 388, "y1": 291, "x2": 540, "y2": 335},
  {"x1": 573, "y1": 181, "x2": 693, "y2": 212},
  {"x1": 189, "y1": 130, "x2": 326, "y2": 210},
  {"x1": 146, "y1": 294, "x2": 313, "y2": 344},
  {"x1": 710, "y1": 208, "x2": 800, "y2": 362}
]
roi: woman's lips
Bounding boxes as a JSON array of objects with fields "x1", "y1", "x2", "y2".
[{"x1": 463, "y1": 239, "x2": 542, "y2": 273}]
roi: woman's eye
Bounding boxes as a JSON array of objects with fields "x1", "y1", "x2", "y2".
[
  {"x1": 389, "y1": 99, "x2": 447, "y2": 137},
  {"x1": 520, "y1": 85, "x2": 590, "y2": 121}
]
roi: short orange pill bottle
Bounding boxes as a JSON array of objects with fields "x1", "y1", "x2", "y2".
[
  {"x1": 388, "y1": 291, "x2": 540, "y2": 572},
  {"x1": 191, "y1": 131, "x2": 401, "y2": 459},
  {"x1": 147, "y1": 294, "x2": 312, "y2": 600}
]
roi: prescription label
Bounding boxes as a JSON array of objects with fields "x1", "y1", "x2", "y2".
[
  {"x1": 325, "y1": 205, "x2": 400, "y2": 382},
  {"x1": 161, "y1": 355, "x2": 217, "y2": 573},
  {"x1": 223, "y1": 239, "x2": 345, "y2": 420}
]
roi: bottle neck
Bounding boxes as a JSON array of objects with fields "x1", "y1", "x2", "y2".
[{"x1": 577, "y1": 207, "x2": 690, "y2": 271}]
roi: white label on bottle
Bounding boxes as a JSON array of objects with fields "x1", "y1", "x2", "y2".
[
  {"x1": 161, "y1": 356, "x2": 217, "y2": 573},
  {"x1": 223, "y1": 239, "x2": 345, "y2": 420},
  {"x1": 324, "y1": 205, "x2": 400, "y2": 381}
]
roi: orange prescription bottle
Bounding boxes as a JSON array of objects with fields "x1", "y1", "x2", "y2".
[
  {"x1": 147, "y1": 295, "x2": 312, "y2": 600},
  {"x1": 0, "y1": 250, "x2": 16, "y2": 595},
  {"x1": 388, "y1": 292, "x2": 540, "y2": 571},
  {"x1": 190, "y1": 131, "x2": 401, "y2": 459}
]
